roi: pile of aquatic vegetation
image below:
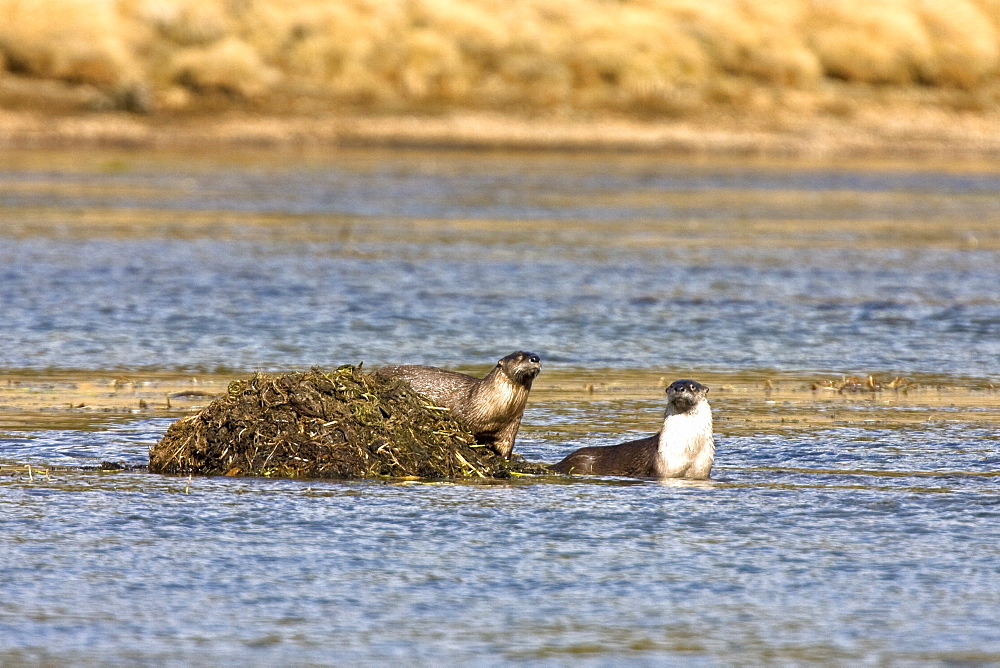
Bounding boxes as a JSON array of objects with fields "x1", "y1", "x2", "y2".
[{"x1": 149, "y1": 365, "x2": 547, "y2": 480}]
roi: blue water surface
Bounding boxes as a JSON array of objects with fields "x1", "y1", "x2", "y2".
[
  {"x1": 2, "y1": 149, "x2": 999, "y2": 664},
  {"x1": 1, "y1": 150, "x2": 998, "y2": 377}
]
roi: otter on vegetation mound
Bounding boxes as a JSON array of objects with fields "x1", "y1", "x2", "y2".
[
  {"x1": 373, "y1": 351, "x2": 541, "y2": 459},
  {"x1": 149, "y1": 366, "x2": 548, "y2": 480}
]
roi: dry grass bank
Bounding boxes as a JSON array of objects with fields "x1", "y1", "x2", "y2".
[{"x1": 2, "y1": 0, "x2": 1000, "y2": 154}]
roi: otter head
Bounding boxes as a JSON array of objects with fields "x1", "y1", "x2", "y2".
[
  {"x1": 498, "y1": 351, "x2": 542, "y2": 386},
  {"x1": 666, "y1": 379, "x2": 709, "y2": 413}
]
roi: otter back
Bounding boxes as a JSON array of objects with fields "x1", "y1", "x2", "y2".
[{"x1": 549, "y1": 434, "x2": 659, "y2": 477}]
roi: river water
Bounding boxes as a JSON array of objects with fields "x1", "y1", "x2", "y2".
[{"x1": 1, "y1": 148, "x2": 999, "y2": 664}]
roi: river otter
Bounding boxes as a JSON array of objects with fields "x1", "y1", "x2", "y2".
[
  {"x1": 551, "y1": 379, "x2": 714, "y2": 479},
  {"x1": 372, "y1": 351, "x2": 541, "y2": 459}
]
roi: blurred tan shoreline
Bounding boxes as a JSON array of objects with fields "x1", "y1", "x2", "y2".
[
  {"x1": 3, "y1": 106, "x2": 1000, "y2": 160},
  {"x1": 6, "y1": 0, "x2": 1000, "y2": 158}
]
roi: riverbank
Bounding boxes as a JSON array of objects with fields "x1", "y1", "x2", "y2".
[{"x1": 6, "y1": 0, "x2": 1000, "y2": 158}]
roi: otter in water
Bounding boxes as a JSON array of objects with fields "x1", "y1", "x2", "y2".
[
  {"x1": 373, "y1": 351, "x2": 541, "y2": 459},
  {"x1": 551, "y1": 379, "x2": 714, "y2": 479}
]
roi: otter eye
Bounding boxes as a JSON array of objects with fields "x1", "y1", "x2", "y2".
[{"x1": 529, "y1": 355, "x2": 539, "y2": 363}]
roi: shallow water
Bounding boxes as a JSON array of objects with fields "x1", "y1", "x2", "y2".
[
  {"x1": 2, "y1": 149, "x2": 999, "y2": 376},
  {"x1": 1, "y1": 148, "x2": 1000, "y2": 664},
  {"x1": 3, "y1": 414, "x2": 999, "y2": 665}
]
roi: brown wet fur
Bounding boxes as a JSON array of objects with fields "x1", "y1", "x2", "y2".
[
  {"x1": 372, "y1": 351, "x2": 541, "y2": 459},
  {"x1": 149, "y1": 365, "x2": 548, "y2": 479},
  {"x1": 550, "y1": 380, "x2": 712, "y2": 478},
  {"x1": 549, "y1": 434, "x2": 660, "y2": 477}
]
